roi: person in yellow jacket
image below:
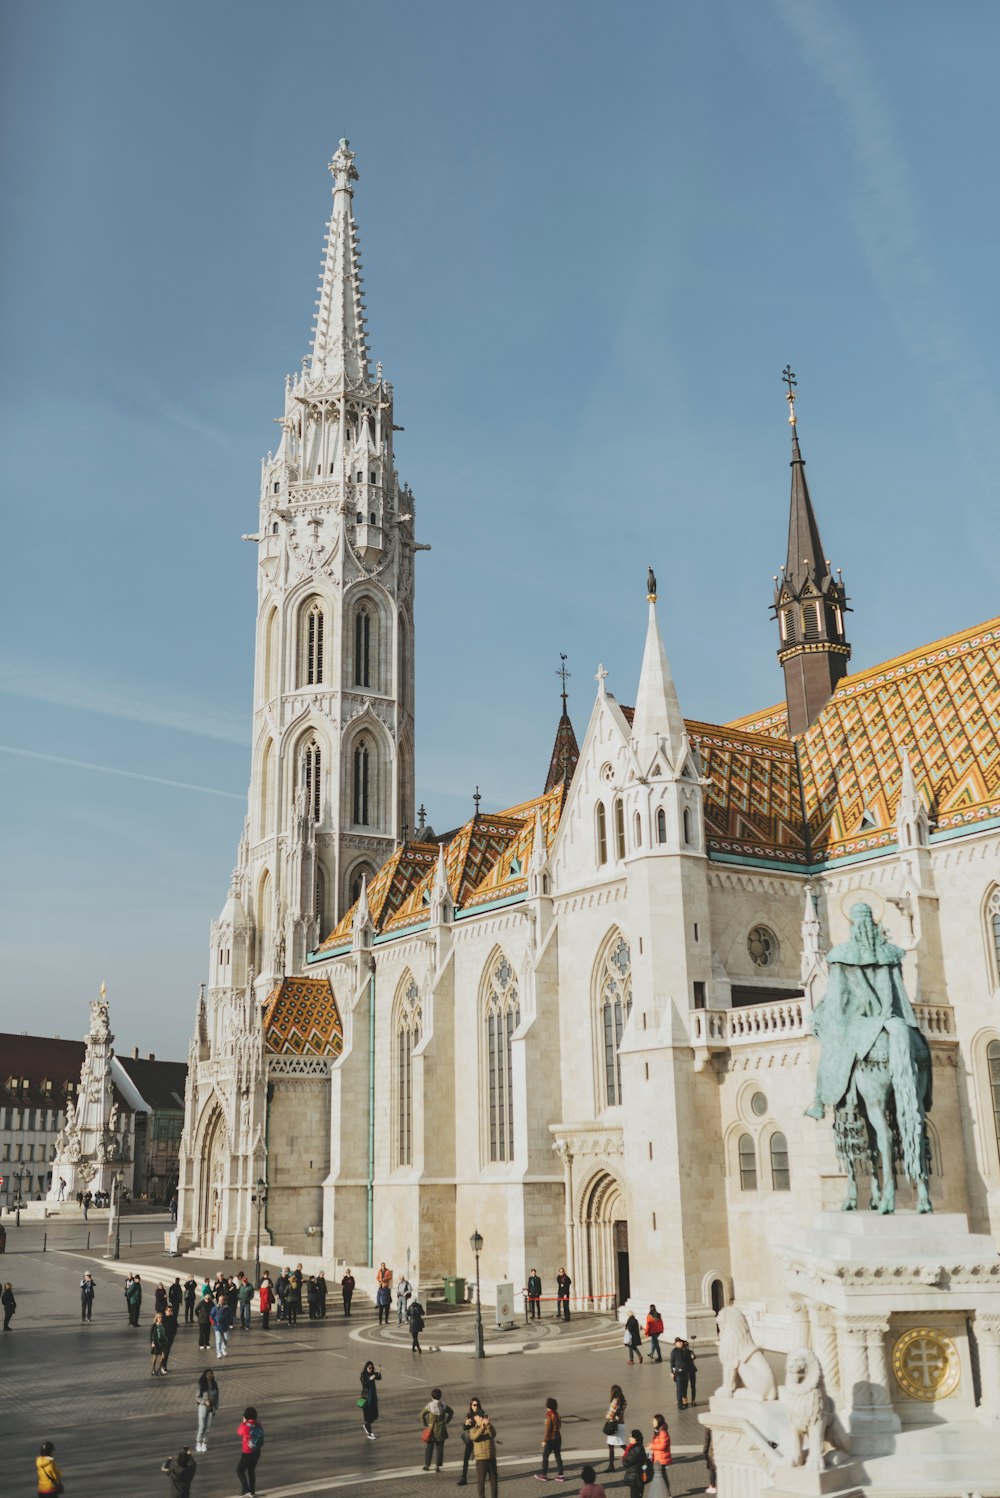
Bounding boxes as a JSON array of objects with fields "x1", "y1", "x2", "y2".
[{"x1": 36, "y1": 1440, "x2": 63, "y2": 1496}]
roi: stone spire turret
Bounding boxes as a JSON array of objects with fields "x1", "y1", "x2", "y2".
[
  {"x1": 772, "y1": 370, "x2": 851, "y2": 736},
  {"x1": 309, "y1": 139, "x2": 371, "y2": 389},
  {"x1": 631, "y1": 568, "x2": 687, "y2": 773}
]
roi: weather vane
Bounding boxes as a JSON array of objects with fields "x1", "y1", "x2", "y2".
[
  {"x1": 473, "y1": 785, "x2": 482, "y2": 817},
  {"x1": 782, "y1": 364, "x2": 798, "y2": 425},
  {"x1": 557, "y1": 653, "x2": 571, "y2": 711}
]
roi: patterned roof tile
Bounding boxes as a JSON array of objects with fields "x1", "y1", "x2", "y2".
[{"x1": 263, "y1": 977, "x2": 344, "y2": 1056}]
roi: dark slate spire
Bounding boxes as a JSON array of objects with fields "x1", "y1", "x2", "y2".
[
  {"x1": 771, "y1": 370, "x2": 851, "y2": 736},
  {"x1": 544, "y1": 656, "x2": 580, "y2": 793}
]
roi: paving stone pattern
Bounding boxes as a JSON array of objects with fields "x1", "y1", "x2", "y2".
[{"x1": 0, "y1": 1219, "x2": 716, "y2": 1496}]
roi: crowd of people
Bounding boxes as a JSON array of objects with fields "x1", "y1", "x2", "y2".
[{"x1": 22, "y1": 1261, "x2": 718, "y2": 1497}]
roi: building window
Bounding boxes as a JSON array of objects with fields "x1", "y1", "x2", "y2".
[
  {"x1": 596, "y1": 803, "x2": 608, "y2": 865},
  {"x1": 656, "y1": 807, "x2": 666, "y2": 843},
  {"x1": 634, "y1": 812, "x2": 642, "y2": 848},
  {"x1": 396, "y1": 978, "x2": 421, "y2": 1167},
  {"x1": 301, "y1": 739, "x2": 322, "y2": 822},
  {"x1": 738, "y1": 1133, "x2": 757, "y2": 1190},
  {"x1": 306, "y1": 603, "x2": 325, "y2": 685},
  {"x1": 354, "y1": 607, "x2": 372, "y2": 688},
  {"x1": 614, "y1": 798, "x2": 626, "y2": 860},
  {"x1": 988, "y1": 1040, "x2": 1000, "y2": 1168},
  {"x1": 600, "y1": 934, "x2": 632, "y2": 1108},
  {"x1": 485, "y1": 953, "x2": 519, "y2": 1162},
  {"x1": 683, "y1": 808, "x2": 692, "y2": 845},
  {"x1": 748, "y1": 926, "x2": 778, "y2": 968},
  {"x1": 353, "y1": 739, "x2": 370, "y2": 825},
  {"x1": 989, "y1": 889, "x2": 1000, "y2": 983},
  {"x1": 770, "y1": 1131, "x2": 791, "y2": 1190},
  {"x1": 349, "y1": 866, "x2": 373, "y2": 906}
]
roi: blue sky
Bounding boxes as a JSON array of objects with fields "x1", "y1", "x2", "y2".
[{"x1": 2, "y1": 1, "x2": 998, "y2": 1057}]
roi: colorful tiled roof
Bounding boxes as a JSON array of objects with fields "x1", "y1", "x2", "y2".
[
  {"x1": 315, "y1": 786, "x2": 566, "y2": 950},
  {"x1": 263, "y1": 977, "x2": 343, "y2": 1056},
  {"x1": 715, "y1": 615, "x2": 1000, "y2": 865},
  {"x1": 687, "y1": 720, "x2": 808, "y2": 865}
]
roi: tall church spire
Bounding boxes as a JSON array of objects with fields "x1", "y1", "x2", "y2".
[
  {"x1": 309, "y1": 139, "x2": 371, "y2": 388},
  {"x1": 772, "y1": 369, "x2": 851, "y2": 736},
  {"x1": 632, "y1": 568, "x2": 687, "y2": 771}
]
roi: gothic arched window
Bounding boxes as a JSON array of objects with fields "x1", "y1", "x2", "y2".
[
  {"x1": 348, "y1": 864, "x2": 374, "y2": 908},
  {"x1": 353, "y1": 739, "x2": 371, "y2": 825},
  {"x1": 484, "y1": 953, "x2": 519, "y2": 1163},
  {"x1": 656, "y1": 807, "x2": 667, "y2": 844},
  {"x1": 301, "y1": 738, "x2": 322, "y2": 823},
  {"x1": 988, "y1": 888, "x2": 1000, "y2": 984},
  {"x1": 258, "y1": 739, "x2": 273, "y2": 838},
  {"x1": 634, "y1": 812, "x2": 642, "y2": 848},
  {"x1": 314, "y1": 864, "x2": 326, "y2": 928},
  {"x1": 596, "y1": 803, "x2": 608, "y2": 866},
  {"x1": 738, "y1": 1133, "x2": 757, "y2": 1191},
  {"x1": 988, "y1": 1040, "x2": 1000, "y2": 1169},
  {"x1": 297, "y1": 597, "x2": 326, "y2": 688},
  {"x1": 599, "y1": 933, "x2": 632, "y2": 1108},
  {"x1": 770, "y1": 1131, "x2": 791, "y2": 1191},
  {"x1": 683, "y1": 807, "x2": 692, "y2": 846},
  {"x1": 613, "y1": 797, "x2": 626, "y2": 861},
  {"x1": 396, "y1": 977, "x2": 421, "y2": 1167},
  {"x1": 262, "y1": 607, "x2": 279, "y2": 701},
  {"x1": 354, "y1": 606, "x2": 372, "y2": 688}
]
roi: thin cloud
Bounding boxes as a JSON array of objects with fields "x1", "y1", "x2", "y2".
[
  {"x1": 0, "y1": 659, "x2": 247, "y2": 745},
  {"x1": 0, "y1": 745, "x2": 244, "y2": 800},
  {"x1": 773, "y1": 0, "x2": 1000, "y2": 547}
]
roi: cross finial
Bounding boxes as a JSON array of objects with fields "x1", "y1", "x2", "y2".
[
  {"x1": 782, "y1": 364, "x2": 798, "y2": 425},
  {"x1": 595, "y1": 663, "x2": 608, "y2": 693},
  {"x1": 417, "y1": 803, "x2": 427, "y2": 835},
  {"x1": 557, "y1": 653, "x2": 571, "y2": 711},
  {"x1": 473, "y1": 786, "x2": 482, "y2": 817}
]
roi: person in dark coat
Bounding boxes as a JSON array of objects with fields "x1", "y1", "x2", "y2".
[
  {"x1": 183, "y1": 1277, "x2": 198, "y2": 1323},
  {"x1": 625, "y1": 1312, "x2": 644, "y2": 1365},
  {"x1": 168, "y1": 1278, "x2": 183, "y2": 1317},
  {"x1": 2, "y1": 1282, "x2": 16, "y2": 1331},
  {"x1": 622, "y1": 1430, "x2": 648, "y2": 1494},
  {"x1": 161, "y1": 1447, "x2": 197, "y2": 1495},
  {"x1": 195, "y1": 1294, "x2": 212, "y2": 1350},
  {"x1": 526, "y1": 1270, "x2": 542, "y2": 1319},
  {"x1": 555, "y1": 1268, "x2": 571, "y2": 1320},
  {"x1": 127, "y1": 1275, "x2": 143, "y2": 1327},
  {"x1": 155, "y1": 1283, "x2": 169, "y2": 1316},
  {"x1": 80, "y1": 1272, "x2": 96, "y2": 1322},
  {"x1": 341, "y1": 1270, "x2": 355, "y2": 1316},
  {"x1": 151, "y1": 1313, "x2": 169, "y2": 1376},
  {"x1": 408, "y1": 1299, "x2": 425, "y2": 1353},
  {"x1": 669, "y1": 1338, "x2": 695, "y2": 1410},
  {"x1": 316, "y1": 1271, "x2": 327, "y2": 1318},
  {"x1": 307, "y1": 1276, "x2": 320, "y2": 1320},
  {"x1": 162, "y1": 1305, "x2": 178, "y2": 1371},
  {"x1": 360, "y1": 1360, "x2": 381, "y2": 1438}
]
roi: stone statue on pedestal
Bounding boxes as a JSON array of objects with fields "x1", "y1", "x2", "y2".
[{"x1": 805, "y1": 902, "x2": 932, "y2": 1213}]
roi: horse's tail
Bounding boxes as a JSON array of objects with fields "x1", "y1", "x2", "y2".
[{"x1": 888, "y1": 1022, "x2": 928, "y2": 1185}]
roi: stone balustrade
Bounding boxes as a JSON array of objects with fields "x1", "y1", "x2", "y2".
[{"x1": 690, "y1": 997, "x2": 956, "y2": 1056}]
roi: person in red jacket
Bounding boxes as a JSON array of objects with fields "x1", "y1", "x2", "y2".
[
  {"x1": 258, "y1": 1275, "x2": 274, "y2": 1330},
  {"x1": 644, "y1": 1305, "x2": 665, "y2": 1364},
  {"x1": 236, "y1": 1406, "x2": 264, "y2": 1495},
  {"x1": 649, "y1": 1414, "x2": 671, "y2": 1492}
]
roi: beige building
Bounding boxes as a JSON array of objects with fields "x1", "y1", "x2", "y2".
[{"x1": 177, "y1": 143, "x2": 1000, "y2": 1339}]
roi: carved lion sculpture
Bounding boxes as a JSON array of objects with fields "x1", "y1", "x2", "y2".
[
  {"x1": 782, "y1": 1348, "x2": 848, "y2": 1470},
  {"x1": 716, "y1": 1306, "x2": 778, "y2": 1401}
]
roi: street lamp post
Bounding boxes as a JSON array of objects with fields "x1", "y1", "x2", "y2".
[
  {"x1": 470, "y1": 1229, "x2": 485, "y2": 1359},
  {"x1": 107, "y1": 1170, "x2": 125, "y2": 1260},
  {"x1": 14, "y1": 1168, "x2": 27, "y2": 1228},
  {"x1": 253, "y1": 1178, "x2": 268, "y2": 1287}
]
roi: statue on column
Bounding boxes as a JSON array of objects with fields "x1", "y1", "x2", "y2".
[{"x1": 805, "y1": 902, "x2": 932, "y2": 1213}]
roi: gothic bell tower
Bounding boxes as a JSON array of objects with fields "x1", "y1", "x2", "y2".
[
  {"x1": 217, "y1": 140, "x2": 419, "y2": 995},
  {"x1": 771, "y1": 368, "x2": 851, "y2": 736}
]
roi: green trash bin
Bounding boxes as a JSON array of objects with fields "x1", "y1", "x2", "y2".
[{"x1": 443, "y1": 1276, "x2": 466, "y2": 1305}]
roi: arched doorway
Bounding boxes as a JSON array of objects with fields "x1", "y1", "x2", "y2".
[
  {"x1": 198, "y1": 1108, "x2": 227, "y2": 1251},
  {"x1": 581, "y1": 1171, "x2": 629, "y2": 1308}
]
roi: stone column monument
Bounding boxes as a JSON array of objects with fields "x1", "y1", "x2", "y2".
[{"x1": 47, "y1": 987, "x2": 132, "y2": 1203}]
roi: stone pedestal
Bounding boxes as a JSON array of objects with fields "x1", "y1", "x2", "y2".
[
  {"x1": 701, "y1": 1402, "x2": 863, "y2": 1498},
  {"x1": 777, "y1": 1211, "x2": 1000, "y2": 1458}
]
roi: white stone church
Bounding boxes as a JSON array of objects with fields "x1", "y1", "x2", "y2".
[{"x1": 177, "y1": 141, "x2": 1000, "y2": 1342}]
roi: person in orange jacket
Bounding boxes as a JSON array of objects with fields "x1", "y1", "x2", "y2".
[
  {"x1": 644, "y1": 1304, "x2": 665, "y2": 1363},
  {"x1": 649, "y1": 1415, "x2": 671, "y2": 1492}
]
